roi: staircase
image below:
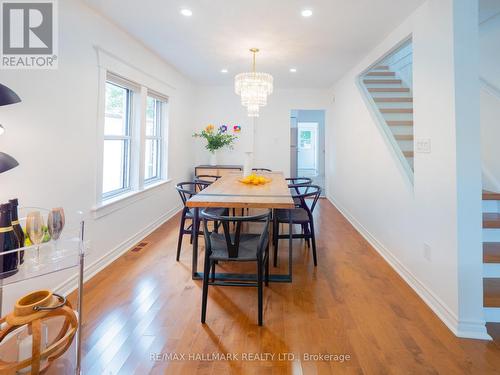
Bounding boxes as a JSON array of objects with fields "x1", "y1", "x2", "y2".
[
  {"x1": 361, "y1": 65, "x2": 414, "y2": 171},
  {"x1": 482, "y1": 190, "x2": 500, "y2": 322}
]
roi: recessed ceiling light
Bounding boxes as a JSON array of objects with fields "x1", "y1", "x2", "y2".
[
  {"x1": 290, "y1": 68, "x2": 297, "y2": 73},
  {"x1": 301, "y1": 9, "x2": 313, "y2": 17},
  {"x1": 180, "y1": 8, "x2": 193, "y2": 17},
  {"x1": 221, "y1": 68, "x2": 228, "y2": 73}
]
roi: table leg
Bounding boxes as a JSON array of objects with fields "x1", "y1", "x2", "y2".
[
  {"x1": 288, "y1": 213, "x2": 293, "y2": 282},
  {"x1": 192, "y1": 207, "x2": 199, "y2": 279}
]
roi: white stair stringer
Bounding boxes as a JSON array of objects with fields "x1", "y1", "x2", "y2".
[{"x1": 359, "y1": 66, "x2": 414, "y2": 179}]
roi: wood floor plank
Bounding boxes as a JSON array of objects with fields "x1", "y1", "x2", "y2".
[
  {"x1": 60, "y1": 201, "x2": 500, "y2": 374},
  {"x1": 483, "y1": 190, "x2": 500, "y2": 200},
  {"x1": 484, "y1": 213, "x2": 500, "y2": 228}
]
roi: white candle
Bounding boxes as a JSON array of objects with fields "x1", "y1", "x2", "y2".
[{"x1": 17, "y1": 323, "x2": 48, "y2": 374}]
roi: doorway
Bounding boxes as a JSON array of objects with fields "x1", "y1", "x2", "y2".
[
  {"x1": 298, "y1": 122, "x2": 319, "y2": 171},
  {"x1": 290, "y1": 110, "x2": 325, "y2": 194}
]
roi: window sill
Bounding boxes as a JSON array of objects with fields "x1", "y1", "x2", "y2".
[{"x1": 92, "y1": 179, "x2": 172, "y2": 219}]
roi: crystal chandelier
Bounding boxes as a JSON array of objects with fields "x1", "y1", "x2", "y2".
[{"x1": 235, "y1": 48, "x2": 273, "y2": 117}]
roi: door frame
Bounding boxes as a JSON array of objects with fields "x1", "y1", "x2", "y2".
[{"x1": 297, "y1": 122, "x2": 319, "y2": 173}]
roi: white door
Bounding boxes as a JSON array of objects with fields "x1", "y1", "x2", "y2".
[{"x1": 297, "y1": 122, "x2": 318, "y2": 171}]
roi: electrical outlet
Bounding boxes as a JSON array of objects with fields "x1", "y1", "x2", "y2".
[
  {"x1": 416, "y1": 138, "x2": 431, "y2": 153},
  {"x1": 423, "y1": 243, "x2": 432, "y2": 262}
]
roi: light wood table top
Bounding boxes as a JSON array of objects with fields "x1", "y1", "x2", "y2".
[{"x1": 186, "y1": 172, "x2": 294, "y2": 209}]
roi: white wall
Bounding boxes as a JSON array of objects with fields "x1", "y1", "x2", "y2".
[
  {"x1": 0, "y1": 0, "x2": 196, "y2": 310},
  {"x1": 327, "y1": 0, "x2": 486, "y2": 339},
  {"x1": 480, "y1": 13, "x2": 500, "y2": 192},
  {"x1": 192, "y1": 86, "x2": 330, "y2": 176}
]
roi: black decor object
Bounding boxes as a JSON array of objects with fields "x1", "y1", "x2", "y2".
[
  {"x1": 273, "y1": 184, "x2": 321, "y2": 267},
  {"x1": 200, "y1": 209, "x2": 271, "y2": 326},
  {"x1": 0, "y1": 83, "x2": 21, "y2": 173},
  {"x1": 0, "y1": 152, "x2": 19, "y2": 174},
  {"x1": 0, "y1": 83, "x2": 21, "y2": 106}
]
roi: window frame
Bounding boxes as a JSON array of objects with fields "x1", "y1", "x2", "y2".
[
  {"x1": 144, "y1": 93, "x2": 166, "y2": 185},
  {"x1": 97, "y1": 71, "x2": 169, "y2": 205},
  {"x1": 102, "y1": 79, "x2": 134, "y2": 200}
]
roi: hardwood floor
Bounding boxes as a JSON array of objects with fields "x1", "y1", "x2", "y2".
[{"x1": 66, "y1": 200, "x2": 500, "y2": 374}]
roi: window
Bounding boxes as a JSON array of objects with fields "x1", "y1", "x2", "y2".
[
  {"x1": 100, "y1": 74, "x2": 168, "y2": 202},
  {"x1": 103, "y1": 81, "x2": 132, "y2": 198},
  {"x1": 145, "y1": 95, "x2": 165, "y2": 183}
]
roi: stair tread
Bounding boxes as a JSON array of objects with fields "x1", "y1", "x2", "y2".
[
  {"x1": 394, "y1": 135, "x2": 414, "y2": 141},
  {"x1": 387, "y1": 120, "x2": 413, "y2": 126},
  {"x1": 368, "y1": 88, "x2": 410, "y2": 92},
  {"x1": 373, "y1": 65, "x2": 389, "y2": 70},
  {"x1": 484, "y1": 278, "x2": 500, "y2": 307},
  {"x1": 366, "y1": 71, "x2": 395, "y2": 76},
  {"x1": 374, "y1": 97, "x2": 413, "y2": 102},
  {"x1": 403, "y1": 151, "x2": 414, "y2": 157},
  {"x1": 484, "y1": 213, "x2": 500, "y2": 228},
  {"x1": 484, "y1": 243, "x2": 500, "y2": 263},
  {"x1": 483, "y1": 190, "x2": 500, "y2": 201},
  {"x1": 380, "y1": 108, "x2": 413, "y2": 113},
  {"x1": 364, "y1": 79, "x2": 402, "y2": 84}
]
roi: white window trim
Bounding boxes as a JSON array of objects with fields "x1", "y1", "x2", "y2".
[
  {"x1": 144, "y1": 94, "x2": 167, "y2": 185},
  {"x1": 91, "y1": 179, "x2": 172, "y2": 219},
  {"x1": 102, "y1": 79, "x2": 134, "y2": 199},
  {"x1": 93, "y1": 47, "x2": 175, "y2": 217}
]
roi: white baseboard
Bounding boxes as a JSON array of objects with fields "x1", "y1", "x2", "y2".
[
  {"x1": 327, "y1": 195, "x2": 491, "y2": 341},
  {"x1": 55, "y1": 205, "x2": 182, "y2": 297}
]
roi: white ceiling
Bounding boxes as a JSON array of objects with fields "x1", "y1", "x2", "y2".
[{"x1": 84, "y1": 0, "x2": 428, "y2": 88}]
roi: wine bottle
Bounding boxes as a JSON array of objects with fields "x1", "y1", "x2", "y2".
[
  {"x1": 0, "y1": 203, "x2": 19, "y2": 278},
  {"x1": 9, "y1": 198, "x2": 25, "y2": 264}
]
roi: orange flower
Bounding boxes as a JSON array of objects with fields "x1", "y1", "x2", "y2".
[{"x1": 205, "y1": 124, "x2": 215, "y2": 133}]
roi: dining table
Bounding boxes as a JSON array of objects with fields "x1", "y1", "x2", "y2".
[{"x1": 186, "y1": 171, "x2": 295, "y2": 282}]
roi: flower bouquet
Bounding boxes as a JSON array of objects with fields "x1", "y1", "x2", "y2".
[{"x1": 193, "y1": 125, "x2": 237, "y2": 165}]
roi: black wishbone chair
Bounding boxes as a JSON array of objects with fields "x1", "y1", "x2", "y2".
[
  {"x1": 200, "y1": 209, "x2": 271, "y2": 326},
  {"x1": 194, "y1": 174, "x2": 243, "y2": 219},
  {"x1": 175, "y1": 181, "x2": 227, "y2": 262},
  {"x1": 273, "y1": 184, "x2": 321, "y2": 267},
  {"x1": 286, "y1": 177, "x2": 313, "y2": 239}
]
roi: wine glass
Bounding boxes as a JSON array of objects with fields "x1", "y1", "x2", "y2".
[
  {"x1": 48, "y1": 208, "x2": 65, "y2": 259},
  {"x1": 26, "y1": 211, "x2": 44, "y2": 269}
]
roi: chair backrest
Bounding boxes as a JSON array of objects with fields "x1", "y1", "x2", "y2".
[
  {"x1": 286, "y1": 177, "x2": 312, "y2": 187},
  {"x1": 289, "y1": 184, "x2": 321, "y2": 215},
  {"x1": 286, "y1": 177, "x2": 313, "y2": 197},
  {"x1": 252, "y1": 168, "x2": 272, "y2": 173},
  {"x1": 201, "y1": 210, "x2": 271, "y2": 259},
  {"x1": 176, "y1": 181, "x2": 210, "y2": 206},
  {"x1": 194, "y1": 175, "x2": 221, "y2": 191},
  {"x1": 195, "y1": 174, "x2": 221, "y2": 183}
]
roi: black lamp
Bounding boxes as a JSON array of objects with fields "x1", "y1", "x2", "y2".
[
  {"x1": 0, "y1": 83, "x2": 21, "y2": 106},
  {"x1": 0, "y1": 152, "x2": 18, "y2": 173},
  {"x1": 0, "y1": 83, "x2": 21, "y2": 173}
]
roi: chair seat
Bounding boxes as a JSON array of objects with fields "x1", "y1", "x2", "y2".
[
  {"x1": 209, "y1": 233, "x2": 261, "y2": 261},
  {"x1": 186, "y1": 207, "x2": 226, "y2": 219},
  {"x1": 275, "y1": 208, "x2": 310, "y2": 223}
]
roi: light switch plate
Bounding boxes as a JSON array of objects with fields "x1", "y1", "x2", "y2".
[{"x1": 416, "y1": 138, "x2": 431, "y2": 153}]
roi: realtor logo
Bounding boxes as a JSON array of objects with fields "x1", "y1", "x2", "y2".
[{"x1": 1, "y1": 0, "x2": 58, "y2": 69}]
